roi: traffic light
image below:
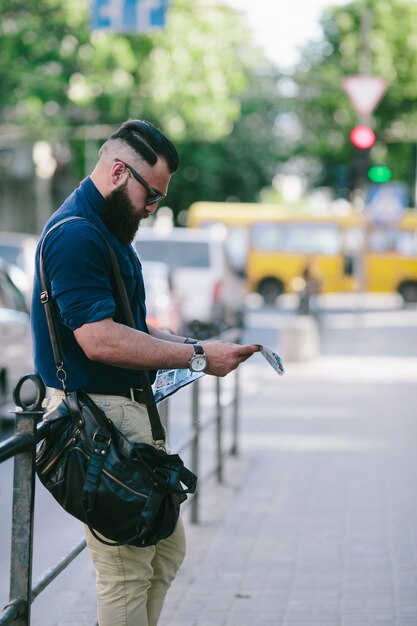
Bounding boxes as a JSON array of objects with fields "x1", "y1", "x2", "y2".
[
  {"x1": 368, "y1": 165, "x2": 392, "y2": 183},
  {"x1": 350, "y1": 125, "x2": 376, "y2": 150}
]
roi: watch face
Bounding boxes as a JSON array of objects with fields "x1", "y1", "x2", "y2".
[{"x1": 190, "y1": 355, "x2": 207, "y2": 372}]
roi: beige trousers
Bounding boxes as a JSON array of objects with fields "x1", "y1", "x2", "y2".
[{"x1": 47, "y1": 391, "x2": 186, "y2": 626}]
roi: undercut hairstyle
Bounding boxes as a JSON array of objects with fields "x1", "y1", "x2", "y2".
[{"x1": 109, "y1": 119, "x2": 179, "y2": 173}]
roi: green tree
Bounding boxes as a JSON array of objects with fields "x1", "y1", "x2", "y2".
[
  {"x1": 289, "y1": 0, "x2": 417, "y2": 200},
  {"x1": 1, "y1": 0, "x2": 283, "y2": 214},
  {"x1": 165, "y1": 65, "x2": 285, "y2": 215},
  {"x1": 0, "y1": 1, "x2": 252, "y2": 140},
  {"x1": 1, "y1": 0, "x2": 93, "y2": 127}
]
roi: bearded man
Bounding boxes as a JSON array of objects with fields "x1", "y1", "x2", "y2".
[{"x1": 31, "y1": 119, "x2": 260, "y2": 626}]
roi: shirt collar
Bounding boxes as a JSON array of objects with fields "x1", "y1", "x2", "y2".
[{"x1": 77, "y1": 176, "x2": 105, "y2": 218}]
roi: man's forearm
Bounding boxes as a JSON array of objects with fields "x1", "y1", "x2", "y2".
[
  {"x1": 74, "y1": 317, "x2": 261, "y2": 377},
  {"x1": 74, "y1": 318, "x2": 194, "y2": 370}
]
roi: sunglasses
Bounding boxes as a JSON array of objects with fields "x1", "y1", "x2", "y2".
[{"x1": 115, "y1": 159, "x2": 166, "y2": 206}]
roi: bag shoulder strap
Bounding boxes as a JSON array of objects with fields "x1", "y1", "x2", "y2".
[{"x1": 39, "y1": 216, "x2": 166, "y2": 442}]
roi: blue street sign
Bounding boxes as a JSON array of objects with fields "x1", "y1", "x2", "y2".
[
  {"x1": 366, "y1": 182, "x2": 408, "y2": 224},
  {"x1": 91, "y1": 0, "x2": 169, "y2": 33}
]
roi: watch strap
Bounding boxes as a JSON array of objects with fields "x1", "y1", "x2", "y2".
[{"x1": 184, "y1": 337, "x2": 199, "y2": 344}]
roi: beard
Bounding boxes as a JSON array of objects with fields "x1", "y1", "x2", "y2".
[{"x1": 101, "y1": 182, "x2": 147, "y2": 244}]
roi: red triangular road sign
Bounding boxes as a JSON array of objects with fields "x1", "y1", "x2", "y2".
[{"x1": 343, "y1": 76, "x2": 387, "y2": 117}]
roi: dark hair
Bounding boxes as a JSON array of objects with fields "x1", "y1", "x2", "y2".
[{"x1": 110, "y1": 119, "x2": 179, "y2": 173}]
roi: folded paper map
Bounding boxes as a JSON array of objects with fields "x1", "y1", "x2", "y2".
[{"x1": 153, "y1": 346, "x2": 284, "y2": 403}]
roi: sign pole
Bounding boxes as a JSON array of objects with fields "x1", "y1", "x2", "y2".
[
  {"x1": 342, "y1": 8, "x2": 387, "y2": 306},
  {"x1": 414, "y1": 143, "x2": 417, "y2": 208}
]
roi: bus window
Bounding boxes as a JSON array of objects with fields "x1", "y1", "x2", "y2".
[
  {"x1": 252, "y1": 223, "x2": 342, "y2": 255},
  {"x1": 368, "y1": 227, "x2": 396, "y2": 252},
  {"x1": 396, "y1": 230, "x2": 417, "y2": 256},
  {"x1": 252, "y1": 223, "x2": 285, "y2": 251}
]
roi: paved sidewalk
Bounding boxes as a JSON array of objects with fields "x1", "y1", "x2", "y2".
[
  {"x1": 29, "y1": 311, "x2": 417, "y2": 626},
  {"x1": 159, "y1": 316, "x2": 417, "y2": 626}
]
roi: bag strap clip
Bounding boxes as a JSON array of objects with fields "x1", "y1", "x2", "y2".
[{"x1": 92, "y1": 429, "x2": 111, "y2": 446}]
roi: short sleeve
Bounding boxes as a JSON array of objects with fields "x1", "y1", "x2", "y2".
[{"x1": 42, "y1": 220, "x2": 116, "y2": 330}]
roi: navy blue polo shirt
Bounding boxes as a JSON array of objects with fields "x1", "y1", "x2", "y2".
[{"x1": 31, "y1": 176, "x2": 152, "y2": 393}]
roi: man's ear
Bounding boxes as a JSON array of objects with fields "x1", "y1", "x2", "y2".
[{"x1": 111, "y1": 161, "x2": 127, "y2": 186}]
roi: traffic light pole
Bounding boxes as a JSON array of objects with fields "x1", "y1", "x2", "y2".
[
  {"x1": 342, "y1": 9, "x2": 391, "y2": 304},
  {"x1": 355, "y1": 7, "x2": 373, "y2": 302},
  {"x1": 354, "y1": 6, "x2": 373, "y2": 197},
  {"x1": 414, "y1": 143, "x2": 417, "y2": 208}
]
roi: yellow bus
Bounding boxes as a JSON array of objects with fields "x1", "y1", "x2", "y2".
[
  {"x1": 187, "y1": 201, "x2": 417, "y2": 303},
  {"x1": 246, "y1": 210, "x2": 417, "y2": 303},
  {"x1": 367, "y1": 210, "x2": 417, "y2": 302},
  {"x1": 187, "y1": 201, "x2": 283, "y2": 228},
  {"x1": 246, "y1": 213, "x2": 361, "y2": 302},
  {"x1": 187, "y1": 201, "x2": 287, "y2": 273}
]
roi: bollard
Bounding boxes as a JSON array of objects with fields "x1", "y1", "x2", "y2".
[{"x1": 280, "y1": 315, "x2": 320, "y2": 361}]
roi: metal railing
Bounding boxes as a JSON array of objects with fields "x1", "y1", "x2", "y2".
[{"x1": 0, "y1": 329, "x2": 242, "y2": 625}]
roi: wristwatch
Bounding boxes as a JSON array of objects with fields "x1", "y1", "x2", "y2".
[{"x1": 188, "y1": 343, "x2": 207, "y2": 372}]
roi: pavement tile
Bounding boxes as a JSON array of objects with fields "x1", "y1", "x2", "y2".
[{"x1": 161, "y1": 325, "x2": 417, "y2": 626}]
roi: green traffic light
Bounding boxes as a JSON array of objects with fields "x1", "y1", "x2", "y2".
[{"x1": 368, "y1": 165, "x2": 392, "y2": 183}]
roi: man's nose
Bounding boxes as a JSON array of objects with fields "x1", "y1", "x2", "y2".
[{"x1": 146, "y1": 201, "x2": 159, "y2": 214}]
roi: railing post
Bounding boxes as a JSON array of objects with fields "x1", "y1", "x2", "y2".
[
  {"x1": 230, "y1": 366, "x2": 240, "y2": 456},
  {"x1": 190, "y1": 379, "x2": 200, "y2": 524},
  {"x1": 9, "y1": 408, "x2": 37, "y2": 625},
  {"x1": 215, "y1": 377, "x2": 223, "y2": 483}
]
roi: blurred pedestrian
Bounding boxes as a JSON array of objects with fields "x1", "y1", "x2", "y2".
[
  {"x1": 31, "y1": 119, "x2": 260, "y2": 626},
  {"x1": 297, "y1": 261, "x2": 321, "y2": 315}
]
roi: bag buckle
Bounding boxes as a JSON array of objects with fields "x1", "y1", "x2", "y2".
[
  {"x1": 92, "y1": 429, "x2": 111, "y2": 456},
  {"x1": 92, "y1": 430, "x2": 111, "y2": 446}
]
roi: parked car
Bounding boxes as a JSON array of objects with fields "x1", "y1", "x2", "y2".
[
  {"x1": 141, "y1": 261, "x2": 181, "y2": 334},
  {"x1": 0, "y1": 259, "x2": 34, "y2": 421},
  {"x1": 134, "y1": 227, "x2": 245, "y2": 335},
  {"x1": 0, "y1": 231, "x2": 38, "y2": 305}
]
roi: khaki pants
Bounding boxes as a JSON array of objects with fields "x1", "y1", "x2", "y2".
[{"x1": 47, "y1": 391, "x2": 186, "y2": 626}]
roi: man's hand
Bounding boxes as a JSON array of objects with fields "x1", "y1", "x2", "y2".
[{"x1": 201, "y1": 341, "x2": 262, "y2": 377}]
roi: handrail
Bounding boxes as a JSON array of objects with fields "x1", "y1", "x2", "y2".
[
  {"x1": 0, "y1": 420, "x2": 48, "y2": 464},
  {"x1": 31, "y1": 539, "x2": 87, "y2": 601},
  {"x1": 0, "y1": 327, "x2": 242, "y2": 625}
]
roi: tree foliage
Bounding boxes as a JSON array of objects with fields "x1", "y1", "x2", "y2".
[
  {"x1": 0, "y1": 0, "x2": 284, "y2": 217},
  {"x1": 289, "y1": 0, "x2": 417, "y2": 199},
  {"x1": 167, "y1": 65, "x2": 285, "y2": 213}
]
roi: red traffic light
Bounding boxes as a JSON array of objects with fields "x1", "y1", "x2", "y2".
[{"x1": 350, "y1": 125, "x2": 376, "y2": 149}]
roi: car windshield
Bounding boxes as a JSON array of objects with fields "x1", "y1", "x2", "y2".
[
  {"x1": 0, "y1": 245, "x2": 20, "y2": 267},
  {"x1": 135, "y1": 240, "x2": 210, "y2": 269},
  {"x1": 0, "y1": 269, "x2": 27, "y2": 312}
]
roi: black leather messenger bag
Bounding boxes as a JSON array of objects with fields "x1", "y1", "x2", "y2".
[{"x1": 35, "y1": 217, "x2": 197, "y2": 547}]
